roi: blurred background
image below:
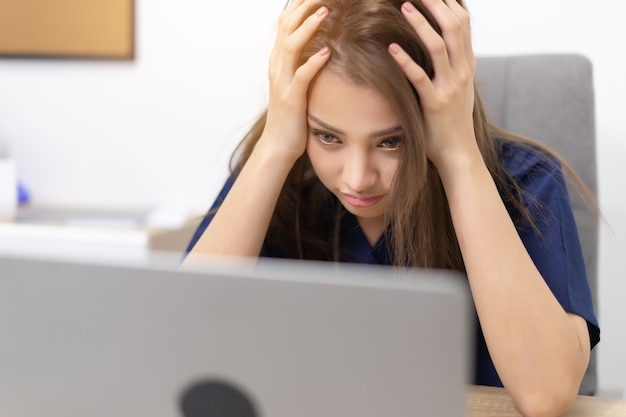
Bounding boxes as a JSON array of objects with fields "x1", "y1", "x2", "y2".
[{"x1": 0, "y1": 0, "x2": 623, "y2": 398}]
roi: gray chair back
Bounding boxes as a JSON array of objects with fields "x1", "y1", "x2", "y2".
[{"x1": 475, "y1": 54, "x2": 598, "y2": 395}]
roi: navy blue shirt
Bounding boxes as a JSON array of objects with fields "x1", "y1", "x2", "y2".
[{"x1": 186, "y1": 141, "x2": 600, "y2": 387}]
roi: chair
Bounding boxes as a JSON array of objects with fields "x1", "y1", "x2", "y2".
[{"x1": 475, "y1": 54, "x2": 598, "y2": 395}]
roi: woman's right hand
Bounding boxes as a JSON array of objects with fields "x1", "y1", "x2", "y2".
[
  {"x1": 258, "y1": 0, "x2": 331, "y2": 163},
  {"x1": 184, "y1": 1, "x2": 330, "y2": 260}
]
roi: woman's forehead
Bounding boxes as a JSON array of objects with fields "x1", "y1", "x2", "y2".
[{"x1": 308, "y1": 72, "x2": 401, "y2": 137}]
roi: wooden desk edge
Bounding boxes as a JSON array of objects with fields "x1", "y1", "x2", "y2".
[{"x1": 468, "y1": 385, "x2": 626, "y2": 417}]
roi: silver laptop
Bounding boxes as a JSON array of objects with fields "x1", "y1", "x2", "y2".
[{"x1": 0, "y1": 251, "x2": 471, "y2": 417}]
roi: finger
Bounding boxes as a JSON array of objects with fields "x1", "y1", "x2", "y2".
[
  {"x1": 273, "y1": 0, "x2": 319, "y2": 66},
  {"x1": 278, "y1": 0, "x2": 322, "y2": 40},
  {"x1": 399, "y1": 2, "x2": 453, "y2": 81},
  {"x1": 291, "y1": 46, "x2": 331, "y2": 97},
  {"x1": 271, "y1": 1, "x2": 306, "y2": 69},
  {"x1": 388, "y1": 43, "x2": 438, "y2": 107},
  {"x1": 283, "y1": 0, "x2": 306, "y2": 14},
  {"x1": 270, "y1": 4, "x2": 327, "y2": 80},
  {"x1": 444, "y1": 0, "x2": 475, "y2": 72},
  {"x1": 280, "y1": 6, "x2": 328, "y2": 75},
  {"x1": 417, "y1": 0, "x2": 466, "y2": 71}
]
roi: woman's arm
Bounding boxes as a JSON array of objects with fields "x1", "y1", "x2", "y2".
[
  {"x1": 185, "y1": 144, "x2": 296, "y2": 260},
  {"x1": 185, "y1": 1, "x2": 330, "y2": 262},
  {"x1": 439, "y1": 153, "x2": 590, "y2": 417},
  {"x1": 390, "y1": 1, "x2": 590, "y2": 415}
]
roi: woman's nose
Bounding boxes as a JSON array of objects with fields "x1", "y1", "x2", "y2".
[{"x1": 343, "y1": 151, "x2": 376, "y2": 193}]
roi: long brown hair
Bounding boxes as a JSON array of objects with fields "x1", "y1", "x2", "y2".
[{"x1": 229, "y1": 0, "x2": 595, "y2": 269}]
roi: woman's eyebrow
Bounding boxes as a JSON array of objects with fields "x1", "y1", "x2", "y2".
[
  {"x1": 371, "y1": 125, "x2": 403, "y2": 138},
  {"x1": 308, "y1": 113, "x2": 403, "y2": 138},
  {"x1": 307, "y1": 113, "x2": 344, "y2": 134}
]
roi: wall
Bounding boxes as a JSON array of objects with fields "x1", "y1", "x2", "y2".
[{"x1": 0, "y1": 0, "x2": 624, "y2": 397}]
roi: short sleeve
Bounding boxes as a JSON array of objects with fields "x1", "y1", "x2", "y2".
[
  {"x1": 184, "y1": 175, "x2": 236, "y2": 255},
  {"x1": 502, "y1": 142, "x2": 600, "y2": 349},
  {"x1": 183, "y1": 173, "x2": 287, "y2": 259}
]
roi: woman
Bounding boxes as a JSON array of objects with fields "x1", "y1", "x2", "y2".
[{"x1": 185, "y1": 0, "x2": 600, "y2": 415}]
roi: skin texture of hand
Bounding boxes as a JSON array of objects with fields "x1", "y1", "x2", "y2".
[{"x1": 260, "y1": 0, "x2": 331, "y2": 163}]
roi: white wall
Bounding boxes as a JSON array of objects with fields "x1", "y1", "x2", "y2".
[
  {"x1": 0, "y1": 0, "x2": 624, "y2": 397},
  {"x1": 0, "y1": 0, "x2": 284, "y2": 213}
]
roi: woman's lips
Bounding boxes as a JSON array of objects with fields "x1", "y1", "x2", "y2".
[{"x1": 342, "y1": 193, "x2": 384, "y2": 208}]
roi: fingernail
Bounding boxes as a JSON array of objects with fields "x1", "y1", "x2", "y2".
[
  {"x1": 319, "y1": 46, "x2": 330, "y2": 56},
  {"x1": 402, "y1": 2, "x2": 416, "y2": 12},
  {"x1": 316, "y1": 6, "x2": 328, "y2": 16},
  {"x1": 389, "y1": 43, "x2": 401, "y2": 55}
]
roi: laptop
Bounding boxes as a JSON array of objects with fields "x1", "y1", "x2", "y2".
[{"x1": 0, "y1": 251, "x2": 471, "y2": 417}]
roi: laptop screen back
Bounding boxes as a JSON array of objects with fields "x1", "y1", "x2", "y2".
[{"x1": 0, "y1": 253, "x2": 471, "y2": 417}]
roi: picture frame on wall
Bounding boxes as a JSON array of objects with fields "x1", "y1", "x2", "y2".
[{"x1": 0, "y1": 0, "x2": 134, "y2": 60}]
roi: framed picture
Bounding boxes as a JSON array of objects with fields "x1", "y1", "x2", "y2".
[{"x1": 0, "y1": 0, "x2": 134, "y2": 60}]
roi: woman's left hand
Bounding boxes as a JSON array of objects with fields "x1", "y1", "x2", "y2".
[{"x1": 389, "y1": 0, "x2": 479, "y2": 170}]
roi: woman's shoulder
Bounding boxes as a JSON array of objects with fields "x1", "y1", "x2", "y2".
[
  {"x1": 494, "y1": 138, "x2": 573, "y2": 217},
  {"x1": 496, "y1": 139, "x2": 563, "y2": 184}
]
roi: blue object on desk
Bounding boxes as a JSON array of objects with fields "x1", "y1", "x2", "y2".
[{"x1": 17, "y1": 181, "x2": 30, "y2": 205}]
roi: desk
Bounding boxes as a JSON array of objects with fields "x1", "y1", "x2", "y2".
[
  {"x1": 0, "y1": 206, "x2": 201, "y2": 260},
  {"x1": 468, "y1": 385, "x2": 626, "y2": 417}
]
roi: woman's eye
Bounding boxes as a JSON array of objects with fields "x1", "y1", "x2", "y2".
[
  {"x1": 379, "y1": 137, "x2": 402, "y2": 149},
  {"x1": 312, "y1": 130, "x2": 339, "y2": 144}
]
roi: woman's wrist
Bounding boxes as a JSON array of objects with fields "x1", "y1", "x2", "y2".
[
  {"x1": 431, "y1": 145, "x2": 486, "y2": 189},
  {"x1": 251, "y1": 133, "x2": 303, "y2": 175},
  {"x1": 253, "y1": 132, "x2": 306, "y2": 165}
]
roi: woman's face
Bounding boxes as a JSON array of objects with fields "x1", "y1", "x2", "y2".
[{"x1": 306, "y1": 70, "x2": 402, "y2": 235}]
